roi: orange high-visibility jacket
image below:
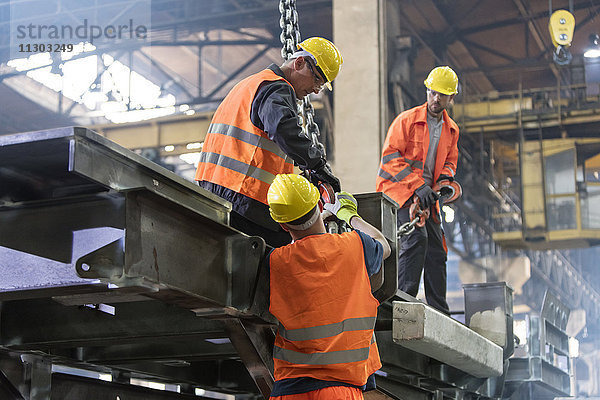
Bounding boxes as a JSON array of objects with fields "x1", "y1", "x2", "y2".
[
  {"x1": 195, "y1": 69, "x2": 294, "y2": 205},
  {"x1": 269, "y1": 232, "x2": 381, "y2": 386},
  {"x1": 376, "y1": 103, "x2": 459, "y2": 208}
]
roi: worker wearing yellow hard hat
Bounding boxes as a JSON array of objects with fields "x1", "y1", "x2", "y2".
[
  {"x1": 266, "y1": 174, "x2": 391, "y2": 399},
  {"x1": 376, "y1": 65, "x2": 460, "y2": 315},
  {"x1": 297, "y1": 37, "x2": 343, "y2": 91},
  {"x1": 267, "y1": 173, "x2": 321, "y2": 227},
  {"x1": 195, "y1": 37, "x2": 343, "y2": 248},
  {"x1": 424, "y1": 66, "x2": 459, "y2": 95}
]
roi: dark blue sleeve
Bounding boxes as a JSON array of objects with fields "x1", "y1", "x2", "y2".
[
  {"x1": 251, "y1": 80, "x2": 326, "y2": 171},
  {"x1": 265, "y1": 248, "x2": 274, "y2": 271},
  {"x1": 356, "y1": 230, "x2": 384, "y2": 277}
]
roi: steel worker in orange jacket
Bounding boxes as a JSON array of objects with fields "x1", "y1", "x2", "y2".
[
  {"x1": 196, "y1": 37, "x2": 343, "y2": 248},
  {"x1": 266, "y1": 174, "x2": 391, "y2": 399},
  {"x1": 376, "y1": 66, "x2": 460, "y2": 315}
]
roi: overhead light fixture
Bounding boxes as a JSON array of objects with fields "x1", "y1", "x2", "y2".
[{"x1": 584, "y1": 33, "x2": 600, "y2": 58}]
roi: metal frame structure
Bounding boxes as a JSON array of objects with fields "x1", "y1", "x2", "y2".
[{"x1": 0, "y1": 127, "x2": 400, "y2": 399}]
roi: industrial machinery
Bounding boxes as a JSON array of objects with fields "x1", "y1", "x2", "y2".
[
  {"x1": 0, "y1": 127, "x2": 575, "y2": 399},
  {"x1": 548, "y1": 8, "x2": 575, "y2": 65},
  {"x1": 493, "y1": 137, "x2": 600, "y2": 249}
]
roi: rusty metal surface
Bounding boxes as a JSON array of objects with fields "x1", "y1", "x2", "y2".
[
  {"x1": 0, "y1": 127, "x2": 271, "y2": 397},
  {"x1": 0, "y1": 127, "x2": 263, "y2": 312},
  {"x1": 354, "y1": 192, "x2": 399, "y2": 302}
]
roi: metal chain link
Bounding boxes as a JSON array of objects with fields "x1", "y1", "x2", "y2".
[
  {"x1": 303, "y1": 99, "x2": 325, "y2": 154},
  {"x1": 398, "y1": 184, "x2": 457, "y2": 238},
  {"x1": 279, "y1": 0, "x2": 345, "y2": 231},
  {"x1": 398, "y1": 216, "x2": 419, "y2": 238},
  {"x1": 278, "y1": 0, "x2": 325, "y2": 158},
  {"x1": 279, "y1": 0, "x2": 301, "y2": 61}
]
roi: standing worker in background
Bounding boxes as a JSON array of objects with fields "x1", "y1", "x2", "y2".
[
  {"x1": 195, "y1": 37, "x2": 343, "y2": 248},
  {"x1": 376, "y1": 66, "x2": 460, "y2": 315},
  {"x1": 267, "y1": 174, "x2": 391, "y2": 399}
]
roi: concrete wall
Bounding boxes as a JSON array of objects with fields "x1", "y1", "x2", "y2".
[{"x1": 332, "y1": 0, "x2": 387, "y2": 194}]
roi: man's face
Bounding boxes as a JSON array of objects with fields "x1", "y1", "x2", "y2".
[
  {"x1": 427, "y1": 89, "x2": 454, "y2": 117},
  {"x1": 292, "y1": 57, "x2": 326, "y2": 98}
]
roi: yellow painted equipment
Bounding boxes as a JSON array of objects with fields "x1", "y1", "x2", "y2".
[
  {"x1": 548, "y1": 9, "x2": 575, "y2": 65},
  {"x1": 548, "y1": 10, "x2": 575, "y2": 48},
  {"x1": 493, "y1": 138, "x2": 600, "y2": 249}
]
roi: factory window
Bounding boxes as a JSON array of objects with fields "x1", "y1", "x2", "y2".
[
  {"x1": 577, "y1": 144, "x2": 600, "y2": 229},
  {"x1": 547, "y1": 197, "x2": 577, "y2": 230},
  {"x1": 545, "y1": 149, "x2": 577, "y2": 230},
  {"x1": 581, "y1": 185, "x2": 600, "y2": 229},
  {"x1": 545, "y1": 149, "x2": 576, "y2": 195}
]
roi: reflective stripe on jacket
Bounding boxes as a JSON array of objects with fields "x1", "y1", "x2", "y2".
[
  {"x1": 269, "y1": 231, "x2": 381, "y2": 386},
  {"x1": 195, "y1": 69, "x2": 294, "y2": 205},
  {"x1": 376, "y1": 103, "x2": 459, "y2": 208}
]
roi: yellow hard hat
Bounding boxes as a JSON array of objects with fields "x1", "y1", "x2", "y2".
[
  {"x1": 268, "y1": 174, "x2": 320, "y2": 223},
  {"x1": 298, "y1": 37, "x2": 343, "y2": 90},
  {"x1": 424, "y1": 66, "x2": 459, "y2": 95}
]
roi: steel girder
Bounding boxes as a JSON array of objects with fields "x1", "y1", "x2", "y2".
[{"x1": 0, "y1": 127, "x2": 398, "y2": 399}]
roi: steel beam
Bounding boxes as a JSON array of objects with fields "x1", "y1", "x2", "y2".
[
  {"x1": 392, "y1": 302, "x2": 503, "y2": 378},
  {"x1": 224, "y1": 320, "x2": 275, "y2": 399},
  {"x1": 51, "y1": 373, "x2": 206, "y2": 400}
]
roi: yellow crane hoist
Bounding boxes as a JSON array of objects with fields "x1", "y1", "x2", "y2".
[{"x1": 549, "y1": 9, "x2": 575, "y2": 65}]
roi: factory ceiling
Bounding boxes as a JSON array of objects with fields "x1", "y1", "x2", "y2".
[
  {"x1": 402, "y1": 0, "x2": 600, "y2": 94},
  {"x1": 0, "y1": 0, "x2": 598, "y2": 134}
]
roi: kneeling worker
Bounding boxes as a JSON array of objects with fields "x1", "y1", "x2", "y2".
[{"x1": 266, "y1": 174, "x2": 391, "y2": 399}]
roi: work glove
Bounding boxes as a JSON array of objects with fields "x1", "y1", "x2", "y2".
[
  {"x1": 310, "y1": 163, "x2": 341, "y2": 193},
  {"x1": 414, "y1": 184, "x2": 439, "y2": 209},
  {"x1": 436, "y1": 174, "x2": 454, "y2": 183},
  {"x1": 323, "y1": 191, "x2": 360, "y2": 225}
]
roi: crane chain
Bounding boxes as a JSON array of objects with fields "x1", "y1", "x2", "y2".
[
  {"x1": 278, "y1": 0, "x2": 325, "y2": 157},
  {"x1": 279, "y1": 0, "x2": 344, "y2": 231},
  {"x1": 303, "y1": 99, "x2": 325, "y2": 154},
  {"x1": 398, "y1": 216, "x2": 419, "y2": 238},
  {"x1": 279, "y1": 0, "x2": 301, "y2": 61}
]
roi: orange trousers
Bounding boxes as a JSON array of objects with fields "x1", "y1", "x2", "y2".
[{"x1": 271, "y1": 386, "x2": 363, "y2": 400}]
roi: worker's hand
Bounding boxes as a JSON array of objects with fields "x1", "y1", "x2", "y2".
[
  {"x1": 436, "y1": 174, "x2": 454, "y2": 183},
  {"x1": 414, "y1": 184, "x2": 439, "y2": 209},
  {"x1": 323, "y1": 191, "x2": 361, "y2": 225},
  {"x1": 311, "y1": 164, "x2": 341, "y2": 193}
]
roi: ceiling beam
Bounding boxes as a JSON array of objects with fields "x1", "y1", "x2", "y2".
[
  {"x1": 512, "y1": 0, "x2": 561, "y2": 81},
  {"x1": 138, "y1": 50, "x2": 195, "y2": 99},
  {"x1": 0, "y1": 38, "x2": 279, "y2": 82},
  {"x1": 149, "y1": 0, "x2": 331, "y2": 33},
  {"x1": 457, "y1": 2, "x2": 596, "y2": 37},
  {"x1": 456, "y1": 0, "x2": 487, "y2": 23},
  {"x1": 455, "y1": 60, "x2": 580, "y2": 76},
  {"x1": 413, "y1": 0, "x2": 497, "y2": 93},
  {"x1": 460, "y1": 38, "x2": 518, "y2": 64},
  {"x1": 200, "y1": 45, "x2": 272, "y2": 101}
]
